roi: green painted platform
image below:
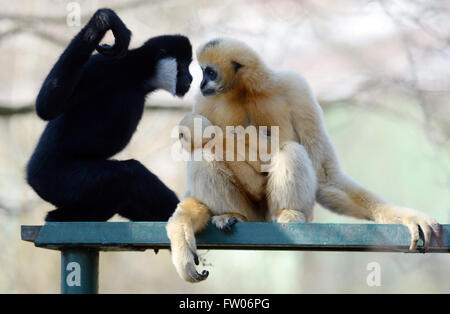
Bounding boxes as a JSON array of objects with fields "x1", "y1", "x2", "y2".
[
  {"x1": 21, "y1": 222, "x2": 450, "y2": 293},
  {"x1": 22, "y1": 222, "x2": 450, "y2": 252}
]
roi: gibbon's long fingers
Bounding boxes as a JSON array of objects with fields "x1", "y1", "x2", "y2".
[
  {"x1": 398, "y1": 210, "x2": 441, "y2": 251},
  {"x1": 170, "y1": 239, "x2": 208, "y2": 282},
  {"x1": 180, "y1": 247, "x2": 209, "y2": 282},
  {"x1": 183, "y1": 223, "x2": 198, "y2": 258},
  {"x1": 419, "y1": 222, "x2": 432, "y2": 251},
  {"x1": 193, "y1": 253, "x2": 199, "y2": 266},
  {"x1": 271, "y1": 209, "x2": 307, "y2": 223},
  {"x1": 405, "y1": 221, "x2": 420, "y2": 251},
  {"x1": 422, "y1": 221, "x2": 442, "y2": 250},
  {"x1": 95, "y1": 38, "x2": 128, "y2": 58},
  {"x1": 223, "y1": 217, "x2": 238, "y2": 234},
  {"x1": 211, "y1": 214, "x2": 247, "y2": 234},
  {"x1": 431, "y1": 223, "x2": 443, "y2": 247},
  {"x1": 317, "y1": 174, "x2": 441, "y2": 251},
  {"x1": 93, "y1": 9, "x2": 131, "y2": 58}
]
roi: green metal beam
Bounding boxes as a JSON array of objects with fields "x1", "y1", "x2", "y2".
[
  {"x1": 20, "y1": 222, "x2": 450, "y2": 294},
  {"x1": 61, "y1": 249, "x2": 99, "y2": 294},
  {"x1": 22, "y1": 222, "x2": 450, "y2": 253}
]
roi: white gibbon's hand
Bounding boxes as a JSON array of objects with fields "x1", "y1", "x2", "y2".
[
  {"x1": 166, "y1": 218, "x2": 209, "y2": 282},
  {"x1": 166, "y1": 198, "x2": 211, "y2": 282}
]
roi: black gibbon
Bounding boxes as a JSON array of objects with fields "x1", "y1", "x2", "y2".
[
  {"x1": 167, "y1": 37, "x2": 441, "y2": 282},
  {"x1": 27, "y1": 9, "x2": 193, "y2": 221}
]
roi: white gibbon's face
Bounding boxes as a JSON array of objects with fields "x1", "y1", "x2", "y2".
[{"x1": 199, "y1": 64, "x2": 220, "y2": 96}]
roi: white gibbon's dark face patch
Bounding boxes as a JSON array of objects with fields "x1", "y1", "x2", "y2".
[{"x1": 200, "y1": 65, "x2": 219, "y2": 96}]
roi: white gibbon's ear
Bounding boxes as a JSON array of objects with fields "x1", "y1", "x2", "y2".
[{"x1": 231, "y1": 61, "x2": 243, "y2": 73}]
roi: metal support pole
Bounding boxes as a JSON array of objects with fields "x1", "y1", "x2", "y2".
[{"x1": 60, "y1": 248, "x2": 99, "y2": 294}]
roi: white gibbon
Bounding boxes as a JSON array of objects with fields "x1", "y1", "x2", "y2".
[{"x1": 166, "y1": 38, "x2": 441, "y2": 283}]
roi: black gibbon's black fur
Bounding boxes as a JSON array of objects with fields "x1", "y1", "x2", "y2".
[{"x1": 26, "y1": 9, "x2": 193, "y2": 221}]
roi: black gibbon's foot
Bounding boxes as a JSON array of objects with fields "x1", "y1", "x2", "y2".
[
  {"x1": 211, "y1": 215, "x2": 240, "y2": 234},
  {"x1": 45, "y1": 207, "x2": 116, "y2": 222}
]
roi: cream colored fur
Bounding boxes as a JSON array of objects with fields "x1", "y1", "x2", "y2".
[
  {"x1": 266, "y1": 141, "x2": 317, "y2": 222},
  {"x1": 166, "y1": 38, "x2": 441, "y2": 283}
]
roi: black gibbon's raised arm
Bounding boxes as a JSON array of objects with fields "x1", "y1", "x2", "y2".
[{"x1": 26, "y1": 9, "x2": 193, "y2": 221}]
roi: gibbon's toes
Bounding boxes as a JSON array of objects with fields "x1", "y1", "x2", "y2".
[
  {"x1": 223, "y1": 217, "x2": 238, "y2": 234},
  {"x1": 212, "y1": 215, "x2": 241, "y2": 234},
  {"x1": 405, "y1": 222, "x2": 423, "y2": 252},
  {"x1": 432, "y1": 223, "x2": 444, "y2": 247},
  {"x1": 96, "y1": 44, "x2": 113, "y2": 55},
  {"x1": 403, "y1": 215, "x2": 441, "y2": 252},
  {"x1": 189, "y1": 269, "x2": 209, "y2": 282},
  {"x1": 173, "y1": 249, "x2": 209, "y2": 283},
  {"x1": 185, "y1": 264, "x2": 209, "y2": 283},
  {"x1": 96, "y1": 44, "x2": 127, "y2": 58},
  {"x1": 200, "y1": 270, "x2": 209, "y2": 279}
]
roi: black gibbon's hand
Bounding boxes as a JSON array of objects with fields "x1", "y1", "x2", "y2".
[{"x1": 85, "y1": 8, "x2": 131, "y2": 58}]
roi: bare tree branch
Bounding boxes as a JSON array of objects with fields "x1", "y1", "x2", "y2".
[
  {"x1": 0, "y1": 104, "x2": 34, "y2": 116},
  {"x1": 0, "y1": 198, "x2": 41, "y2": 216},
  {"x1": 29, "y1": 29, "x2": 68, "y2": 47},
  {"x1": 0, "y1": 0, "x2": 164, "y2": 25},
  {"x1": 0, "y1": 23, "x2": 31, "y2": 41},
  {"x1": 378, "y1": 0, "x2": 434, "y2": 132}
]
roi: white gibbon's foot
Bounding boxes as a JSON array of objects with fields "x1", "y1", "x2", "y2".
[
  {"x1": 271, "y1": 209, "x2": 307, "y2": 223},
  {"x1": 211, "y1": 213, "x2": 247, "y2": 233},
  {"x1": 374, "y1": 205, "x2": 442, "y2": 251}
]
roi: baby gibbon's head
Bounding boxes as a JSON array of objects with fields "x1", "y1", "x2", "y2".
[
  {"x1": 196, "y1": 38, "x2": 271, "y2": 98},
  {"x1": 178, "y1": 113, "x2": 214, "y2": 153}
]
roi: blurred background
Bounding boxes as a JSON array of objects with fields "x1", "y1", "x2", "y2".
[{"x1": 0, "y1": 0, "x2": 449, "y2": 293}]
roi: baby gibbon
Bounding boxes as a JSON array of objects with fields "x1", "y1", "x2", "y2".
[{"x1": 167, "y1": 38, "x2": 441, "y2": 282}]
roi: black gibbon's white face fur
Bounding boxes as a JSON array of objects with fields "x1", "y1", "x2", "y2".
[
  {"x1": 149, "y1": 57, "x2": 178, "y2": 95},
  {"x1": 149, "y1": 57, "x2": 193, "y2": 97},
  {"x1": 200, "y1": 65, "x2": 219, "y2": 96}
]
